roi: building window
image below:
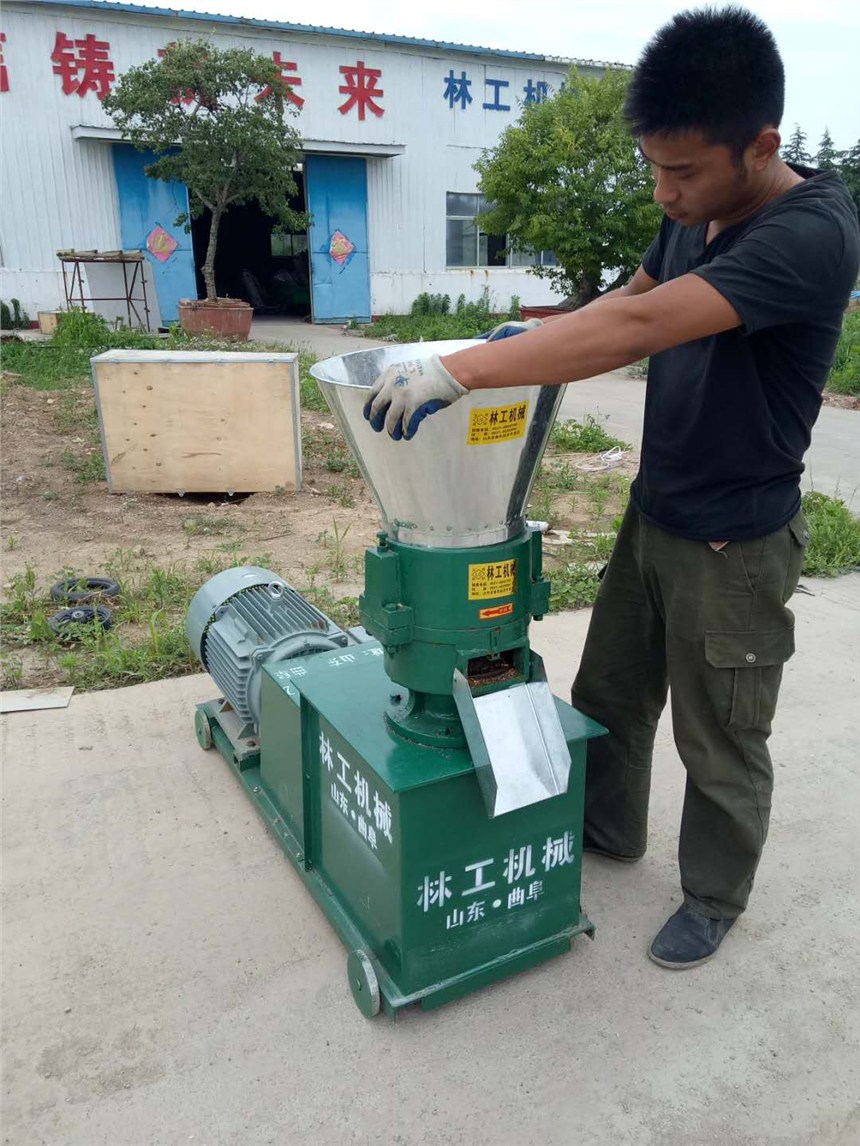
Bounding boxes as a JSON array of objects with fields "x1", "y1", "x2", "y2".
[
  {"x1": 271, "y1": 231, "x2": 309, "y2": 258},
  {"x1": 446, "y1": 193, "x2": 555, "y2": 269}
]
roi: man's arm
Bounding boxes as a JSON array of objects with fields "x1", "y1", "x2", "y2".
[
  {"x1": 441, "y1": 272, "x2": 740, "y2": 390},
  {"x1": 539, "y1": 265, "x2": 659, "y2": 326}
]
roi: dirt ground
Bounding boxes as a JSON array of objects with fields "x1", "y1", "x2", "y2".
[
  {"x1": 1, "y1": 379, "x2": 640, "y2": 614},
  {"x1": 0, "y1": 382, "x2": 379, "y2": 606}
]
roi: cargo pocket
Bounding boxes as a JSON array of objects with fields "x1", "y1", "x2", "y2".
[
  {"x1": 785, "y1": 512, "x2": 810, "y2": 601},
  {"x1": 705, "y1": 628, "x2": 796, "y2": 729}
]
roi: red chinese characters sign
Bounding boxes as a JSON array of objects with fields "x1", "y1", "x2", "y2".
[
  {"x1": 0, "y1": 33, "x2": 8, "y2": 93},
  {"x1": 255, "y1": 52, "x2": 304, "y2": 108},
  {"x1": 42, "y1": 35, "x2": 389, "y2": 119},
  {"x1": 51, "y1": 31, "x2": 115, "y2": 99},
  {"x1": 338, "y1": 60, "x2": 384, "y2": 120}
]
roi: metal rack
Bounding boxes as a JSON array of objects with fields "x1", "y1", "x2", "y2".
[{"x1": 58, "y1": 249, "x2": 153, "y2": 332}]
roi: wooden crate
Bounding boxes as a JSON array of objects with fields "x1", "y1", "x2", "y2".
[{"x1": 91, "y1": 350, "x2": 302, "y2": 493}]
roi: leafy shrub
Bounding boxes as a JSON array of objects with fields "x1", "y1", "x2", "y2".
[{"x1": 0, "y1": 298, "x2": 30, "y2": 329}]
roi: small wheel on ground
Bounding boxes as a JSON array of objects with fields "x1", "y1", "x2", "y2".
[
  {"x1": 48, "y1": 604, "x2": 113, "y2": 639},
  {"x1": 347, "y1": 949, "x2": 381, "y2": 1017},
  {"x1": 194, "y1": 708, "x2": 214, "y2": 751},
  {"x1": 51, "y1": 577, "x2": 121, "y2": 604}
]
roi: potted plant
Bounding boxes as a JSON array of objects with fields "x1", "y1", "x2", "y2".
[{"x1": 104, "y1": 40, "x2": 308, "y2": 340}]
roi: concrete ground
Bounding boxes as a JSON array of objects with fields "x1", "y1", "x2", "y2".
[
  {"x1": 2, "y1": 573, "x2": 858, "y2": 1145},
  {"x1": 254, "y1": 317, "x2": 860, "y2": 509}
]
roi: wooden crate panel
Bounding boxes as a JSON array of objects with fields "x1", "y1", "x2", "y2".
[{"x1": 92, "y1": 350, "x2": 302, "y2": 493}]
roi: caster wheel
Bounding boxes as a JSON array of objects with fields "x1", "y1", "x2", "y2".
[
  {"x1": 194, "y1": 708, "x2": 214, "y2": 751},
  {"x1": 347, "y1": 949, "x2": 380, "y2": 1017}
]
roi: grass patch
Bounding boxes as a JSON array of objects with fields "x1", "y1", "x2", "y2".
[
  {"x1": 62, "y1": 448, "x2": 106, "y2": 484},
  {"x1": 827, "y1": 310, "x2": 859, "y2": 395},
  {"x1": 0, "y1": 312, "x2": 319, "y2": 393},
  {"x1": 302, "y1": 424, "x2": 361, "y2": 479},
  {"x1": 1, "y1": 543, "x2": 362, "y2": 691},
  {"x1": 546, "y1": 563, "x2": 602, "y2": 611},
  {"x1": 362, "y1": 288, "x2": 520, "y2": 343},
  {"x1": 550, "y1": 415, "x2": 626, "y2": 453},
  {"x1": 801, "y1": 491, "x2": 860, "y2": 575}
]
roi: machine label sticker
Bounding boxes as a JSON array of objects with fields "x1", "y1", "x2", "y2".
[
  {"x1": 478, "y1": 603, "x2": 514, "y2": 621},
  {"x1": 415, "y1": 832, "x2": 577, "y2": 929},
  {"x1": 467, "y1": 401, "x2": 529, "y2": 446},
  {"x1": 468, "y1": 559, "x2": 517, "y2": 600},
  {"x1": 319, "y1": 726, "x2": 394, "y2": 855}
]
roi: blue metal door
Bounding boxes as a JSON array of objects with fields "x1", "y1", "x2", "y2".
[
  {"x1": 112, "y1": 145, "x2": 197, "y2": 324},
  {"x1": 305, "y1": 156, "x2": 371, "y2": 323}
]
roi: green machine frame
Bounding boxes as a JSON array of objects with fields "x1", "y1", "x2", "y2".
[{"x1": 195, "y1": 637, "x2": 604, "y2": 1016}]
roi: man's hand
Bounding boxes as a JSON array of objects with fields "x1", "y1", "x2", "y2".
[
  {"x1": 484, "y1": 318, "x2": 543, "y2": 341},
  {"x1": 362, "y1": 356, "x2": 469, "y2": 440}
]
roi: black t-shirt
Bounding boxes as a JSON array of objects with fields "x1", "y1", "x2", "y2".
[{"x1": 631, "y1": 167, "x2": 859, "y2": 541}]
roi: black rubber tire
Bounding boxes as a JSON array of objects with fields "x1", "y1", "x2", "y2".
[
  {"x1": 50, "y1": 577, "x2": 121, "y2": 604},
  {"x1": 48, "y1": 605, "x2": 113, "y2": 638}
]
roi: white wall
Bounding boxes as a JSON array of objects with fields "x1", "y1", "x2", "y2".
[{"x1": 1, "y1": 2, "x2": 593, "y2": 315}]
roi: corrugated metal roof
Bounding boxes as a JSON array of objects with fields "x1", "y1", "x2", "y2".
[{"x1": 26, "y1": 0, "x2": 629, "y2": 69}]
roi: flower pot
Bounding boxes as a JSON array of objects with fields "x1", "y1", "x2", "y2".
[
  {"x1": 519, "y1": 304, "x2": 570, "y2": 321},
  {"x1": 178, "y1": 298, "x2": 253, "y2": 341}
]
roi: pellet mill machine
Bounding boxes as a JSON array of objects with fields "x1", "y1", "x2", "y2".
[{"x1": 186, "y1": 341, "x2": 605, "y2": 1017}]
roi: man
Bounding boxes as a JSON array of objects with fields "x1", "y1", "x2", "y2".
[{"x1": 363, "y1": 6, "x2": 859, "y2": 968}]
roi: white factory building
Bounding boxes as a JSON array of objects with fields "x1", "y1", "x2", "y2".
[{"x1": 0, "y1": 0, "x2": 612, "y2": 325}]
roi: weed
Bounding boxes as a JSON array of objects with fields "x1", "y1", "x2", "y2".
[
  {"x1": 56, "y1": 616, "x2": 197, "y2": 691},
  {"x1": 546, "y1": 563, "x2": 602, "y2": 611},
  {"x1": 626, "y1": 359, "x2": 649, "y2": 379},
  {"x1": 550, "y1": 415, "x2": 626, "y2": 453},
  {"x1": 528, "y1": 486, "x2": 558, "y2": 529},
  {"x1": 62, "y1": 449, "x2": 106, "y2": 484},
  {"x1": 315, "y1": 519, "x2": 353, "y2": 581},
  {"x1": 0, "y1": 655, "x2": 23, "y2": 689},
  {"x1": 40, "y1": 491, "x2": 61, "y2": 501},
  {"x1": 537, "y1": 460, "x2": 579, "y2": 493},
  {"x1": 801, "y1": 491, "x2": 860, "y2": 575},
  {"x1": 181, "y1": 513, "x2": 240, "y2": 537},
  {"x1": 5, "y1": 535, "x2": 19, "y2": 550},
  {"x1": 298, "y1": 583, "x2": 360, "y2": 629},
  {"x1": 328, "y1": 483, "x2": 356, "y2": 509}
]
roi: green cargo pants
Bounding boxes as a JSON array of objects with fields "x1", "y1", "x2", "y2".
[{"x1": 570, "y1": 503, "x2": 809, "y2": 919}]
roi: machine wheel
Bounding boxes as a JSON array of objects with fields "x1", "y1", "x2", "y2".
[
  {"x1": 347, "y1": 949, "x2": 381, "y2": 1017},
  {"x1": 48, "y1": 604, "x2": 112, "y2": 639},
  {"x1": 194, "y1": 708, "x2": 214, "y2": 751},
  {"x1": 51, "y1": 576, "x2": 121, "y2": 604}
]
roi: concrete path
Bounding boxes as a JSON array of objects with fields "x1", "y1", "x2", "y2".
[
  {"x1": 254, "y1": 320, "x2": 859, "y2": 509},
  {"x1": 3, "y1": 574, "x2": 858, "y2": 1145}
]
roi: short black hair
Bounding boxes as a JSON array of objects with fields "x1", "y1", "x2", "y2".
[{"x1": 624, "y1": 6, "x2": 785, "y2": 156}]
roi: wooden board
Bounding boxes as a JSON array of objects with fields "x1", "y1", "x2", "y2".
[{"x1": 91, "y1": 350, "x2": 302, "y2": 493}]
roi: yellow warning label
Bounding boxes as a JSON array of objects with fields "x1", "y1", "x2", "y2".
[
  {"x1": 468, "y1": 559, "x2": 517, "y2": 601},
  {"x1": 479, "y1": 603, "x2": 514, "y2": 621},
  {"x1": 467, "y1": 401, "x2": 529, "y2": 445}
]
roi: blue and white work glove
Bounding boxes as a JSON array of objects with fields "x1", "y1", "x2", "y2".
[
  {"x1": 362, "y1": 356, "x2": 469, "y2": 440},
  {"x1": 482, "y1": 317, "x2": 543, "y2": 341}
]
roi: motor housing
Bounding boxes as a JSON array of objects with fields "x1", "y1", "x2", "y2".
[{"x1": 186, "y1": 566, "x2": 349, "y2": 735}]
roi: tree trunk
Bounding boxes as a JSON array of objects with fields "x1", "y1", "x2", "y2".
[{"x1": 202, "y1": 208, "x2": 222, "y2": 301}]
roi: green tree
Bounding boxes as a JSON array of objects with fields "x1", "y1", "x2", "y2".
[
  {"x1": 475, "y1": 68, "x2": 661, "y2": 308},
  {"x1": 782, "y1": 123, "x2": 811, "y2": 166},
  {"x1": 816, "y1": 127, "x2": 840, "y2": 170},
  {"x1": 103, "y1": 40, "x2": 307, "y2": 301},
  {"x1": 839, "y1": 139, "x2": 860, "y2": 217}
]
